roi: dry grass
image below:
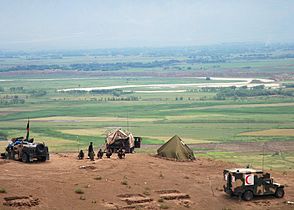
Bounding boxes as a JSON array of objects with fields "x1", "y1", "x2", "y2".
[
  {"x1": 59, "y1": 128, "x2": 105, "y2": 136},
  {"x1": 31, "y1": 116, "x2": 156, "y2": 123},
  {"x1": 240, "y1": 129, "x2": 294, "y2": 136},
  {"x1": 165, "y1": 102, "x2": 294, "y2": 112},
  {"x1": 143, "y1": 136, "x2": 210, "y2": 144}
]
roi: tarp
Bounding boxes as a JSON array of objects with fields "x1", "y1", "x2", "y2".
[
  {"x1": 157, "y1": 135, "x2": 195, "y2": 161},
  {"x1": 106, "y1": 128, "x2": 135, "y2": 148}
]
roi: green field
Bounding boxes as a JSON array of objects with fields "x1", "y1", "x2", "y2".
[
  {"x1": 0, "y1": 47, "x2": 294, "y2": 170},
  {"x1": 0, "y1": 76, "x2": 293, "y2": 148}
]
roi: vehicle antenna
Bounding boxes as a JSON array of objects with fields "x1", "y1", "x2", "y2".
[
  {"x1": 77, "y1": 136, "x2": 79, "y2": 152},
  {"x1": 127, "y1": 111, "x2": 129, "y2": 132},
  {"x1": 262, "y1": 142, "x2": 265, "y2": 171}
]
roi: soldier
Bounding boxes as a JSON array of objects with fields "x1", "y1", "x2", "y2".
[
  {"x1": 117, "y1": 148, "x2": 125, "y2": 159},
  {"x1": 106, "y1": 149, "x2": 112, "y2": 158},
  {"x1": 89, "y1": 151, "x2": 95, "y2": 161},
  {"x1": 88, "y1": 142, "x2": 94, "y2": 157},
  {"x1": 97, "y1": 149, "x2": 103, "y2": 159},
  {"x1": 78, "y1": 150, "x2": 84, "y2": 160}
]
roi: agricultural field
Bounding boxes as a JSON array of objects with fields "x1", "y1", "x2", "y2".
[{"x1": 0, "y1": 45, "x2": 294, "y2": 170}]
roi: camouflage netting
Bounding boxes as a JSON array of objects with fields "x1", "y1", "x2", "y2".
[{"x1": 106, "y1": 128, "x2": 135, "y2": 148}]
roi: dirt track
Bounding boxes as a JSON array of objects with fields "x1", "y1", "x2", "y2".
[{"x1": 0, "y1": 153, "x2": 293, "y2": 210}]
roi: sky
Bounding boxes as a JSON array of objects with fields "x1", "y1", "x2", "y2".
[{"x1": 0, "y1": 0, "x2": 294, "y2": 50}]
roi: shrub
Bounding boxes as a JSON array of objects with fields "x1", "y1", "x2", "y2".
[
  {"x1": 0, "y1": 188, "x2": 6, "y2": 193},
  {"x1": 75, "y1": 188, "x2": 84, "y2": 194},
  {"x1": 94, "y1": 176, "x2": 102, "y2": 180},
  {"x1": 159, "y1": 204, "x2": 169, "y2": 209},
  {"x1": 121, "y1": 180, "x2": 128, "y2": 185}
]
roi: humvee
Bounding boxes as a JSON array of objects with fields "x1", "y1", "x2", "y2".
[
  {"x1": 223, "y1": 168, "x2": 284, "y2": 201},
  {"x1": 2, "y1": 137, "x2": 49, "y2": 163}
]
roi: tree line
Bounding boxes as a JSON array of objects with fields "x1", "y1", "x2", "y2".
[{"x1": 214, "y1": 86, "x2": 293, "y2": 100}]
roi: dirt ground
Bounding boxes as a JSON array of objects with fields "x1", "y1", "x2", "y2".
[{"x1": 0, "y1": 153, "x2": 294, "y2": 210}]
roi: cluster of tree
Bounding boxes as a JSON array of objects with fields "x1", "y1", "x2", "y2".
[
  {"x1": 5, "y1": 60, "x2": 181, "y2": 72},
  {"x1": 189, "y1": 87, "x2": 221, "y2": 92},
  {"x1": 90, "y1": 89, "x2": 132, "y2": 97},
  {"x1": 103, "y1": 96, "x2": 139, "y2": 101},
  {"x1": 65, "y1": 89, "x2": 132, "y2": 97},
  {"x1": 29, "y1": 90, "x2": 47, "y2": 97},
  {"x1": 175, "y1": 97, "x2": 195, "y2": 101},
  {"x1": 8, "y1": 87, "x2": 47, "y2": 97},
  {"x1": 0, "y1": 95, "x2": 25, "y2": 105},
  {"x1": 9, "y1": 86, "x2": 24, "y2": 93},
  {"x1": 57, "y1": 96, "x2": 139, "y2": 102},
  {"x1": 214, "y1": 86, "x2": 293, "y2": 100},
  {"x1": 284, "y1": 83, "x2": 294, "y2": 88}
]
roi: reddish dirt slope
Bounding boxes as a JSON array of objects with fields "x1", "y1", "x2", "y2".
[{"x1": 0, "y1": 153, "x2": 293, "y2": 210}]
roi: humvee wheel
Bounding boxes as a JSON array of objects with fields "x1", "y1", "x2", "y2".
[
  {"x1": 22, "y1": 153, "x2": 30, "y2": 163},
  {"x1": 37, "y1": 156, "x2": 47, "y2": 162},
  {"x1": 275, "y1": 188, "x2": 284, "y2": 198},
  {"x1": 243, "y1": 191, "x2": 253, "y2": 201},
  {"x1": 12, "y1": 151, "x2": 19, "y2": 160},
  {"x1": 36, "y1": 144, "x2": 45, "y2": 153}
]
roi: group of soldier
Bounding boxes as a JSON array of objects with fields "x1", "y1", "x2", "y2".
[{"x1": 78, "y1": 142, "x2": 125, "y2": 161}]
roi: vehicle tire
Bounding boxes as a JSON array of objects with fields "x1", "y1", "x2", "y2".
[
  {"x1": 22, "y1": 153, "x2": 30, "y2": 163},
  {"x1": 11, "y1": 150, "x2": 18, "y2": 160},
  {"x1": 38, "y1": 156, "x2": 47, "y2": 162},
  {"x1": 275, "y1": 188, "x2": 284, "y2": 198},
  {"x1": 243, "y1": 191, "x2": 254, "y2": 201},
  {"x1": 36, "y1": 144, "x2": 45, "y2": 154}
]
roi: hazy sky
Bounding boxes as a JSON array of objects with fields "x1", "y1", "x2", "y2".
[{"x1": 0, "y1": 0, "x2": 293, "y2": 50}]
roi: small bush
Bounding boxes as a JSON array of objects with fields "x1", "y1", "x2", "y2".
[
  {"x1": 143, "y1": 190, "x2": 150, "y2": 196},
  {"x1": 160, "y1": 204, "x2": 169, "y2": 209},
  {"x1": 121, "y1": 180, "x2": 128, "y2": 185},
  {"x1": 158, "y1": 198, "x2": 164, "y2": 203},
  {"x1": 94, "y1": 176, "x2": 102, "y2": 180},
  {"x1": 75, "y1": 188, "x2": 84, "y2": 194},
  {"x1": 0, "y1": 188, "x2": 6, "y2": 193}
]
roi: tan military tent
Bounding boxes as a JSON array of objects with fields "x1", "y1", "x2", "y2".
[{"x1": 157, "y1": 135, "x2": 195, "y2": 161}]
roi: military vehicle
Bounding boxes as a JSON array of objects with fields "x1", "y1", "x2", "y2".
[
  {"x1": 2, "y1": 137, "x2": 49, "y2": 163},
  {"x1": 223, "y1": 168, "x2": 285, "y2": 201},
  {"x1": 106, "y1": 129, "x2": 142, "y2": 153}
]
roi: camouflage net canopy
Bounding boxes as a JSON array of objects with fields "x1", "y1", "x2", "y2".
[{"x1": 106, "y1": 128, "x2": 135, "y2": 148}]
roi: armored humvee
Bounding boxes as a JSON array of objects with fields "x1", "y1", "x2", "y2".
[
  {"x1": 223, "y1": 168, "x2": 284, "y2": 201},
  {"x1": 2, "y1": 137, "x2": 49, "y2": 163}
]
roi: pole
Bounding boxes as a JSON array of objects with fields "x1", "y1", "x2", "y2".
[
  {"x1": 262, "y1": 142, "x2": 265, "y2": 171},
  {"x1": 127, "y1": 111, "x2": 129, "y2": 131},
  {"x1": 77, "y1": 136, "x2": 79, "y2": 152}
]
